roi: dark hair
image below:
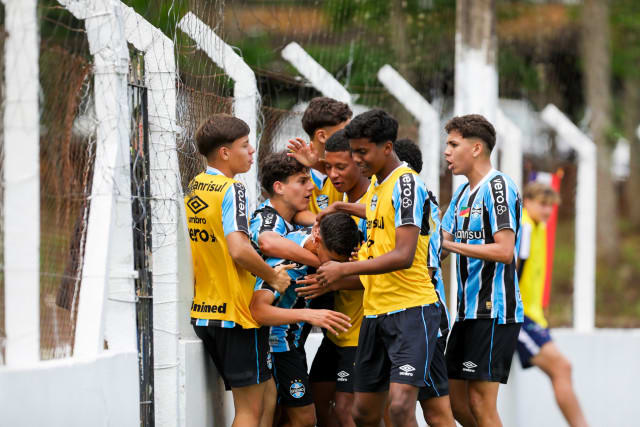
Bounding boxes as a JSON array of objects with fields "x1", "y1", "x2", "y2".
[
  {"x1": 195, "y1": 114, "x2": 250, "y2": 158},
  {"x1": 444, "y1": 114, "x2": 496, "y2": 152},
  {"x1": 344, "y1": 109, "x2": 398, "y2": 144},
  {"x1": 319, "y1": 212, "x2": 360, "y2": 258},
  {"x1": 325, "y1": 129, "x2": 351, "y2": 152},
  {"x1": 524, "y1": 182, "x2": 561, "y2": 204},
  {"x1": 260, "y1": 151, "x2": 308, "y2": 196},
  {"x1": 394, "y1": 138, "x2": 423, "y2": 173},
  {"x1": 301, "y1": 97, "x2": 353, "y2": 139}
]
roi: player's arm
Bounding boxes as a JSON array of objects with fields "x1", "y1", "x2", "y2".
[
  {"x1": 292, "y1": 209, "x2": 317, "y2": 226},
  {"x1": 287, "y1": 137, "x2": 326, "y2": 174},
  {"x1": 227, "y1": 232, "x2": 293, "y2": 293},
  {"x1": 317, "y1": 201, "x2": 366, "y2": 221},
  {"x1": 441, "y1": 230, "x2": 453, "y2": 260},
  {"x1": 249, "y1": 290, "x2": 351, "y2": 336},
  {"x1": 295, "y1": 274, "x2": 363, "y2": 299},
  {"x1": 258, "y1": 231, "x2": 321, "y2": 268},
  {"x1": 441, "y1": 229, "x2": 515, "y2": 264}
]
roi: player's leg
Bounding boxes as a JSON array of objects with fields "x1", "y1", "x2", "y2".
[
  {"x1": 445, "y1": 321, "x2": 476, "y2": 426},
  {"x1": 531, "y1": 342, "x2": 588, "y2": 427},
  {"x1": 419, "y1": 396, "x2": 456, "y2": 427},
  {"x1": 273, "y1": 349, "x2": 316, "y2": 427},
  {"x1": 352, "y1": 316, "x2": 390, "y2": 426},
  {"x1": 333, "y1": 345, "x2": 358, "y2": 427},
  {"x1": 385, "y1": 304, "x2": 440, "y2": 427},
  {"x1": 417, "y1": 337, "x2": 456, "y2": 427},
  {"x1": 260, "y1": 376, "x2": 278, "y2": 427},
  {"x1": 448, "y1": 380, "x2": 476, "y2": 427},
  {"x1": 334, "y1": 392, "x2": 355, "y2": 427},
  {"x1": 467, "y1": 381, "x2": 501, "y2": 427},
  {"x1": 309, "y1": 337, "x2": 339, "y2": 426},
  {"x1": 232, "y1": 381, "x2": 272, "y2": 427}
]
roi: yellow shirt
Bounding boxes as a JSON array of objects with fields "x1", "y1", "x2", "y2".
[
  {"x1": 360, "y1": 165, "x2": 438, "y2": 316},
  {"x1": 327, "y1": 193, "x2": 366, "y2": 347},
  {"x1": 518, "y1": 209, "x2": 548, "y2": 327},
  {"x1": 309, "y1": 169, "x2": 344, "y2": 214},
  {"x1": 185, "y1": 167, "x2": 258, "y2": 329}
]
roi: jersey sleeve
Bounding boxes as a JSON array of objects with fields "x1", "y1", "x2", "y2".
[
  {"x1": 427, "y1": 201, "x2": 442, "y2": 269},
  {"x1": 518, "y1": 222, "x2": 532, "y2": 260},
  {"x1": 221, "y1": 182, "x2": 250, "y2": 237},
  {"x1": 487, "y1": 175, "x2": 519, "y2": 235},
  {"x1": 310, "y1": 169, "x2": 328, "y2": 191},
  {"x1": 392, "y1": 173, "x2": 426, "y2": 228},
  {"x1": 249, "y1": 207, "x2": 288, "y2": 245},
  {"x1": 441, "y1": 183, "x2": 465, "y2": 235}
]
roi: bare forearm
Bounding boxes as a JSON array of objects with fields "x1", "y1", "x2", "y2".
[
  {"x1": 332, "y1": 202, "x2": 366, "y2": 219},
  {"x1": 341, "y1": 247, "x2": 415, "y2": 276},
  {"x1": 260, "y1": 233, "x2": 320, "y2": 268},
  {"x1": 442, "y1": 240, "x2": 513, "y2": 264},
  {"x1": 329, "y1": 275, "x2": 364, "y2": 291},
  {"x1": 232, "y1": 244, "x2": 276, "y2": 283},
  {"x1": 250, "y1": 303, "x2": 308, "y2": 327},
  {"x1": 292, "y1": 210, "x2": 316, "y2": 226}
]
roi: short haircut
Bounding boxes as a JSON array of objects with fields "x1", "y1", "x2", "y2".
[
  {"x1": 444, "y1": 114, "x2": 496, "y2": 152},
  {"x1": 319, "y1": 212, "x2": 361, "y2": 258},
  {"x1": 260, "y1": 151, "x2": 309, "y2": 196},
  {"x1": 301, "y1": 97, "x2": 353, "y2": 139},
  {"x1": 325, "y1": 129, "x2": 351, "y2": 152},
  {"x1": 195, "y1": 114, "x2": 250, "y2": 158},
  {"x1": 394, "y1": 138, "x2": 423, "y2": 173},
  {"x1": 523, "y1": 181, "x2": 561, "y2": 205},
  {"x1": 344, "y1": 109, "x2": 398, "y2": 144}
]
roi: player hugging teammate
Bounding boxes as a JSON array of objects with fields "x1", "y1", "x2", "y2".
[{"x1": 186, "y1": 101, "x2": 525, "y2": 427}]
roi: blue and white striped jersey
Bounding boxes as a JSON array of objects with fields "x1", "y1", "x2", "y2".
[
  {"x1": 442, "y1": 170, "x2": 524, "y2": 325},
  {"x1": 249, "y1": 199, "x2": 302, "y2": 251},
  {"x1": 254, "y1": 228, "x2": 313, "y2": 352},
  {"x1": 424, "y1": 192, "x2": 450, "y2": 336}
]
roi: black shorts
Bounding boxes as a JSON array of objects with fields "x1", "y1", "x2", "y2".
[
  {"x1": 273, "y1": 347, "x2": 314, "y2": 407},
  {"x1": 193, "y1": 324, "x2": 271, "y2": 391},
  {"x1": 354, "y1": 304, "x2": 440, "y2": 392},
  {"x1": 309, "y1": 337, "x2": 357, "y2": 393},
  {"x1": 418, "y1": 336, "x2": 449, "y2": 400},
  {"x1": 446, "y1": 319, "x2": 521, "y2": 384}
]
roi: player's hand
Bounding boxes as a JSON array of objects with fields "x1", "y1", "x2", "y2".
[
  {"x1": 287, "y1": 137, "x2": 319, "y2": 167},
  {"x1": 316, "y1": 260, "x2": 346, "y2": 285},
  {"x1": 295, "y1": 275, "x2": 330, "y2": 299},
  {"x1": 302, "y1": 309, "x2": 351, "y2": 336},
  {"x1": 270, "y1": 264, "x2": 294, "y2": 294},
  {"x1": 315, "y1": 202, "x2": 340, "y2": 222}
]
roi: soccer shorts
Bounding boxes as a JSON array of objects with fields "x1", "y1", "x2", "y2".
[
  {"x1": 309, "y1": 336, "x2": 357, "y2": 393},
  {"x1": 418, "y1": 336, "x2": 449, "y2": 400},
  {"x1": 446, "y1": 319, "x2": 521, "y2": 384},
  {"x1": 354, "y1": 304, "x2": 440, "y2": 392},
  {"x1": 273, "y1": 347, "x2": 314, "y2": 407},
  {"x1": 516, "y1": 315, "x2": 552, "y2": 368},
  {"x1": 193, "y1": 323, "x2": 271, "y2": 391}
]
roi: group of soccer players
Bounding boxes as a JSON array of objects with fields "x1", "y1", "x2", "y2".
[{"x1": 185, "y1": 96, "x2": 587, "y2": 427}]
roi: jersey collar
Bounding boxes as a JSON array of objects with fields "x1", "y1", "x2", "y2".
[
  {"x1": 205, "y1": 166, "x2": 224, "y2": 176},
  {"x1": 374, "y1": 162, "x2": 408, "y2": 187},
  {"x1": 469, "y1": 168, "x2": 497, "y2": 195}
]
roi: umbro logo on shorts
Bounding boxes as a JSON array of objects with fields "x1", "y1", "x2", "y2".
[
  {"x1": 399, "y1": 364, "x2": 415, "y2": 376},
  {"x1": 462, "y1": 361, "x2": 477, "y2": 373},
  {"x1": 337, "y1": 371, "x2": 349, "y2": 382}
]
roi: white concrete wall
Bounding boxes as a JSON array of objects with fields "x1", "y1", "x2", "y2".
[
  {"x1": 182, "y1": 329, "x2": 640, "y2": 427},
  {"x1": 0, "y1": 351, "x2": 139, "y2": 427}
]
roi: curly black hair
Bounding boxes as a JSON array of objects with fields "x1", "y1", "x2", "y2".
[
  {"x1": 319, "y1": 212, "x2": 360, "y2": 258},
  {"x1": 301, "y1": 97, "x2": 353, "y2": 139},
  {"x1": 394, "y1": 138, "x2": 423, "y2": 173},
  {"x1": 344, "y1": 109, "x2": 398, "y2": 144},
  {"x1": 259, "y1": 151, "x2": 308, "y2": 196},
  {"x1": 325, "y1": 129, "x2": 351, "y2": 152}
]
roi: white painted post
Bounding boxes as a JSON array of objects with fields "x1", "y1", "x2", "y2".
[
  {"x1": 178, "y1": 12, "x2": 259, "y2": 212},
  {"x1": 56, "y1": 0, "x2": 137, "y2": 357},
  {"x1": 281, "y1": 42, "x2": 352, "y2": 105},
  {"x1": 120, "y1": 4, "x2": 191, "y2": 426},
  {"x1": 2, "y1": 0, "x2": 40, "y2": 365},
  {"x1": 377, "y1": 64, "x2": 440, "y2": 199},
  {"x1": 496, "y1": 109, "x2": 523, "y2": 190},
  {"x1": 541, "y1": 104, "x2": 596, "y2": 332}
]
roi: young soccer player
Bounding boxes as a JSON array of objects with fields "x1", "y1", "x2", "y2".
[
  {"x1": 441, "y1": 114, "x2": 523, "y2": 427},
  {"x1": 316, "y1": 109, "x2": 441, "y2": 427},
  {"x1": 298, "y1": 129, "x2": 370, "y2": 427},
  {"x1": 288, "y1": 96, "x2": 352, "y2": 214},
  {"x1": 185, "y1": 114, "x2": 293, "y2": 427},
  {"x1": 394, "y1": 138, "x2": 456, "y2": 427},
  {"x1": 517, "y1": 182, "x2": 588, "y2": 427},
  {"x1": 250, "y1": 213, "x2": 359, "y2": 427}
]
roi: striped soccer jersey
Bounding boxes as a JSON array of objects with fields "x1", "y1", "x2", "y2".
[
  {"x1": 249, "y1": 199, "x2": 302, "y2": 252},
  {"x1": 254, "y1": 228, "x2": 313, "y2": 352},
  {"x1": 424, "y1": 191, "x2": 450, "y2": 336},
  {"x1": 441, "y1": 169, "x2": 524, "y2": 325}
]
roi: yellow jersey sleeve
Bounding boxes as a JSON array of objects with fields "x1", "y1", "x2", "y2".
[{"x1": 518, "y1": 209, "x2": 548, "y2": 327}]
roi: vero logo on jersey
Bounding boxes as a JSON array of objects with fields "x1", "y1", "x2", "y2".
[
  {"x1": 187, "y1": 195, "x2": 209, "y2": 214},
  {"x1": 398, "y1": 364, "x2": 415, "y2": 376},
  {"x1": 462, "y1": 361, "x2": 477, "y2": 373}
]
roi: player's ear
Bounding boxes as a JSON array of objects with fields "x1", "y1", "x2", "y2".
[
  {"x1": 472, "y1": 139, "x2": 483, "y2": 158},
  {"x1": 217, "y1": 145, "x2": 229, "y2": 161},
  {"x1": 315, "y1": 128, "x2": 327, "y2": 144},
  {"x1": 383, "y1": 141, "x2": 393, "y2": 155},
  {"x1": 273, "y1": 180, "x2": 284, "y2": 195}
]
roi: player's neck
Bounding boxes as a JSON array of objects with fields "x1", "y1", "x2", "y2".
[
  {"x1": 466, "y1": 160, "x2": 493, "y2": 190},
  {"x1": 375, "y1": 155, "x2": 402, "y2": 183},
  {"x1": 207, "y1": 160, "x2": 234, "y2": 178},
  {"x1": 269, "y1": 197, "x2": 296, "y2": 223},
  {"x1": 347, "y1": 176, "x2": 370, "y2": 203}
]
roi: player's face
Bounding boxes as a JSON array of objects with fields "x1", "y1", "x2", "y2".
[
  {"x1": 349, "y1": 138, "x2": 387, "y2": 178},
  {"x1": 316, "y1": 238, "x2": 349, "y2": 264},
  {"x1": 227, "y1": 135, "x2": 255, "y2": 174},
  {"x1": 444, "y1": 130, "x2": 481, "y2": 176},
  {"x1": 526, "y1": 198, "x2": 555, "y2": 223},
  {"x1": 324, "y1": 150, "x2": 361, "y2": 193},
  {"x1": 279, "y1": 171, "x2": 315, "y2": 212}
]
